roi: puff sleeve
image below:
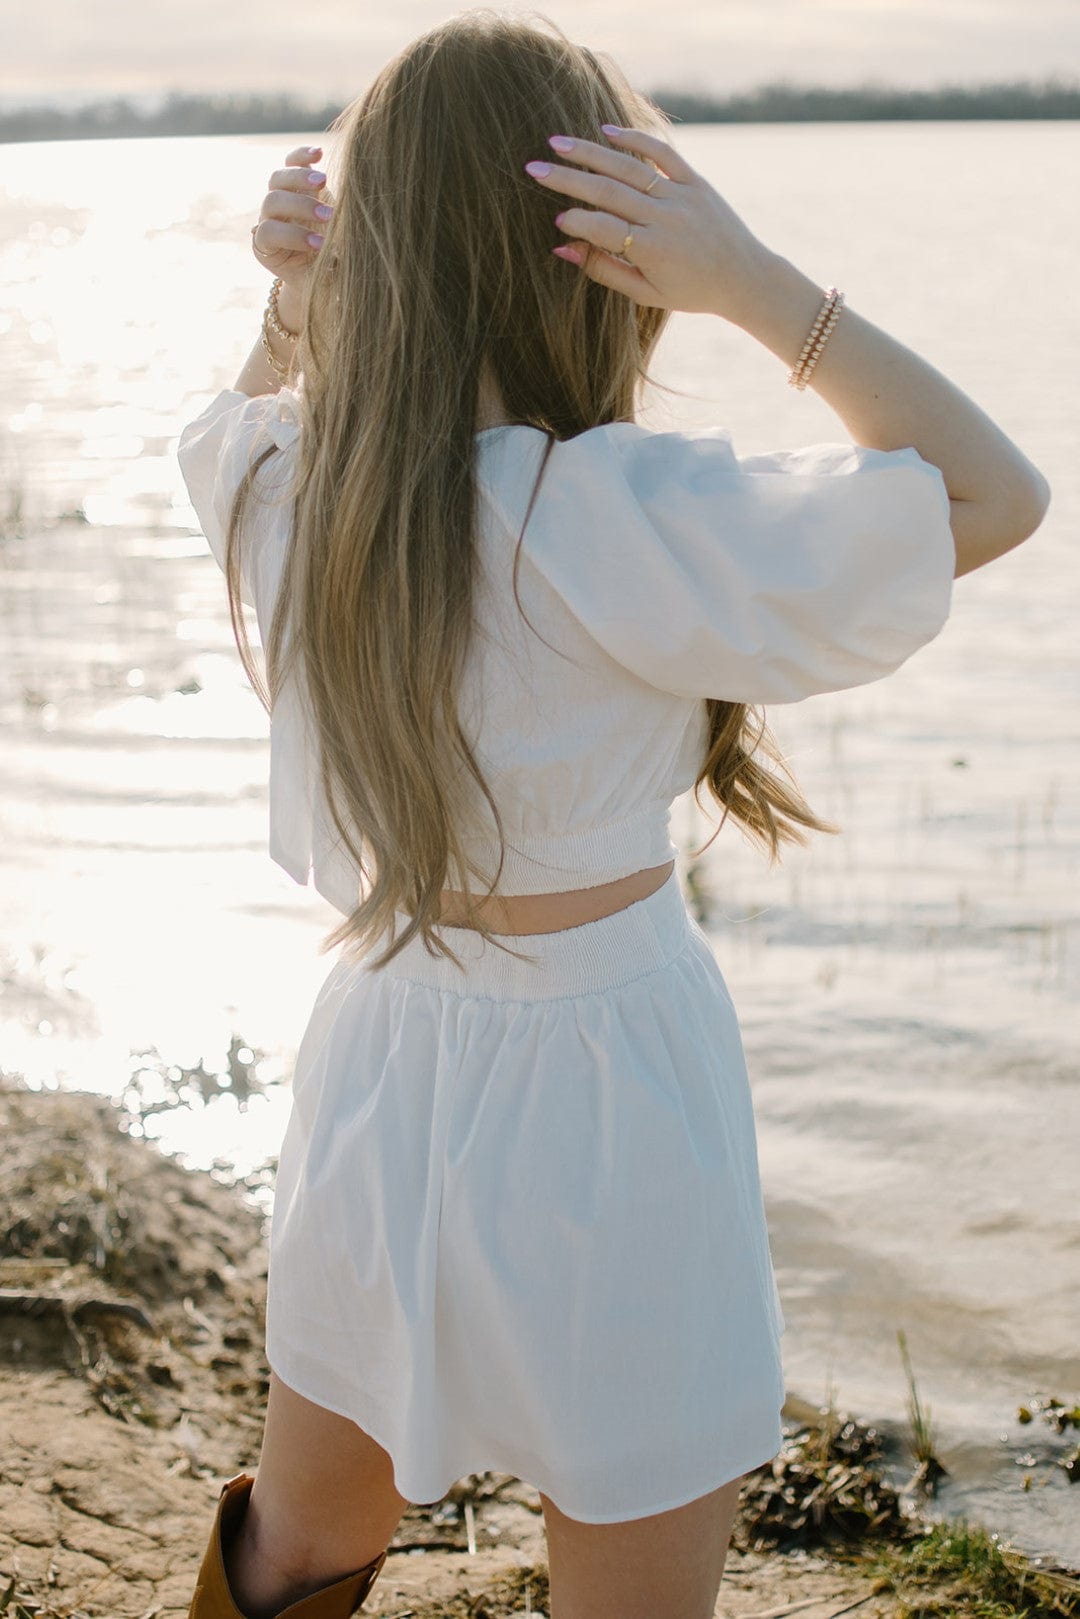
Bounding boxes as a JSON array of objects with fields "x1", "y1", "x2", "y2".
[
  {"x1": 177, "y1": 387, "x2": 365, "y2": 916},
  {"x1": 529, "y1": 424, "x2": 956, "y2": 705},
  {"x1": 176, "y1": 386, "x2": 301, "y2": 611}
]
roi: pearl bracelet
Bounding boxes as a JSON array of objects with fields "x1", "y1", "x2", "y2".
[
  {"x1": 262, "y1": 278, "x2": 296, "y2": 344},
  {"x1": 261, "y1": 277, "x2": 298, "y2": 382},
  {"x1": 788, "y1": 286, "x2": 845, "y2": 390}
]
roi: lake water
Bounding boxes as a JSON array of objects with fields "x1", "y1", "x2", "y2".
[{"x1": 1, "y1": 123, "x2": 1077, "y2": 1564}]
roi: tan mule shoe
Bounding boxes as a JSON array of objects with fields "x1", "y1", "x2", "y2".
[{"x1": 188, "y1": 1471, "x2": 388, "y2": 1618}]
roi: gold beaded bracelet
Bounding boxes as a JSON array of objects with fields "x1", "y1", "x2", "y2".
[
  {"x1": 788, "y1": 286, "x2": 845, "y2": 390},
  {"x1": 261, "y1": 276, "x2": 298, "y2": 382}
]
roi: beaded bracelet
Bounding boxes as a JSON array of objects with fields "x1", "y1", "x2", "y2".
[
  {"x1": 261, "y1": 277, "x2": 298, "y2": 382},
  {"x1": 788, "y1": 286, "x2": 845, "y2": 391}
]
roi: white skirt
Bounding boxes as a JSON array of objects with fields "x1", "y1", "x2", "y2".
[{"x1": 265, "y1": 866, "x2": 787, "y2": 1524}]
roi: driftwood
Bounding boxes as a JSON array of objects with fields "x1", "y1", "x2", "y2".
[
  {"x1": 741, "y1": 1597, "x2": 876, "y2": 1619},
  {"x1": 0, "y1": 1288, "x2": 154, "y2": 1332}
]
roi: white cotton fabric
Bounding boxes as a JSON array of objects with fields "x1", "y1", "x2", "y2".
[
  {"x1": 176, "y1": 387, "x2": 955, "y2": 910},
  {"x1": 266, "y1": 867, "x2": 788, "y2": 1521},
  {"x1": 176, "y1": 384, "x2": 956, "y2": 1521}
]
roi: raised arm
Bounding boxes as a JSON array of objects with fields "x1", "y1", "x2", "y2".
[
  {"x1": 233, "y1": 286, "x2": 305, "y2": 399},
  {"x1": 523, "y1": 123, "x2": 1051, "y2": 582},
  {"x1": 723, "y1": 252, "x2": 1051, "y2": 580}
]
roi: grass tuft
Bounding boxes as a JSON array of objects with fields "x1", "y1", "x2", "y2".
[
  {"x1": 866, "y1": 1519, "x2": 1080, "y2": 1618},
  {"x1": 898, "y1": 1328, "x2": 948, "y2": 1493}
]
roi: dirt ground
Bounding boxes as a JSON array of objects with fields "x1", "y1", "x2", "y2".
[
  {"x1": 0, "y1": 1373, "x2": 893, "y2": 1618},
  {"x1": 0, "y1": 1080, "x2": 898, "y2": 1619}
]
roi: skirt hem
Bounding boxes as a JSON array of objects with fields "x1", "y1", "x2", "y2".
[{"x1": 267, "y1": 1353, "x2": 785, "y2": 1527}]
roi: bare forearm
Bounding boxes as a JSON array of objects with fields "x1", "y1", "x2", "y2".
[
  {"x1": 233, "y1": 282, "x2": 303, "y2": 397},
  {"x1": 729, "y1": 250, "x2": 1052, "y2": 578}
]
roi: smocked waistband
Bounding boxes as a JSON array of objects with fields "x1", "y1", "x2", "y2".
[{"x1": 368, "y1": 865, "x2": 696, "y2": 1002}]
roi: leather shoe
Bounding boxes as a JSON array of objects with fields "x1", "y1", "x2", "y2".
[{"x1": 187, "y1": 1471, "x2": 388, "y2": 1617}]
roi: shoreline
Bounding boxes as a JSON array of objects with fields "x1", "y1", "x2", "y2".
[
  {"x1": 2, "y1": 80, "x2": 1079, "y2": 145},
  {"x1": 1, "y1": 1078, "x2": 1077, "y2": 1619}
]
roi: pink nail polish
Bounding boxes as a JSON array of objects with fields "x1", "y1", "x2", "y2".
[
  {"x1": 307, "y1": 232, "x2": 325, "y2": 248},
  {"x1": 553, "y1": 244, "x2": 583, "y2": 265},
  {"x1": 548, "y1": 135, "x2": 574, "y2": 153},
  {"x1": 601, "y1": 124, "x2": 623, "y2": 136},
  {"x1": 554, "y1": 211, "x2": 566, "y2": 226},
  {"x1": 313, "y1": 203, "x2": 332, "y2": 220},
  {"x1": 524, "y1": 160, "x2": 551, "y2": 178},
  {"x1": 307, "y1": 171, "x2": 326, "y2": 186}
]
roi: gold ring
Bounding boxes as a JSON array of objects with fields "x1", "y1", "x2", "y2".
[
  {"x1": 620, "y1": 228, "x2": 634, "y2": 258},
  {"x1": 643, "y1": 170, "x2": 661, "y2": 194}
]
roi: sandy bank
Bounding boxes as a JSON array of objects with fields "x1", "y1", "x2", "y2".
[{"x1": 0, "y1": 1079, "x2": 1075, "y2": 1619}]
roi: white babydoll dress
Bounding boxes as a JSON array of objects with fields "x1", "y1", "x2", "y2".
[{"x1": 177, "y1": 386, "x2": 954, "y2": 1522}]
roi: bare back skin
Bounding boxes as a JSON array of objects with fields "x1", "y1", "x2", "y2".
[{"x1": 435, "y1": 859, "x2": 676, "y2": 933}]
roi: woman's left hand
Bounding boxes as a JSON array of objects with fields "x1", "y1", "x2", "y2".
[{"x1": 251, "y1": 145, "x2": 332, "y2": 294}]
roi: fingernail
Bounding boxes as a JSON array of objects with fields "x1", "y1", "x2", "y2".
[
  {"x1": 554, "y1": 211, "x2": 567, "y2": 226},
  {"x1": 553, "y1": 244, "x2": 583, "y2": 264},
  {"x1": 601, "y1": 124, "x2": 623, "y2": 136},
  {"x1": 307, "y1": 170, "x2": 326, "y2": 186},
  {"x1": 524, "y1": 160, "x2": 551, "y2": 178},
  {"x1": 307, "y1": 232, "x2": 325, "y2": 248},
  {"x1": 548, "y1": 135, "x2": 574, "y2": 153},
  {"x1": 313, "y1": 203, "x2": 333, "y2": 220},
  {"x1": 306, "y1": 144, "x2": 322, "y2": 154}
]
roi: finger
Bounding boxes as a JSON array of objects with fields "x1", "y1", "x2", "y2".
[
  {"x1": 524, "y1": 157, "x2": 663, "y2": 225},
  {"x1": 544, "y1": 132, "x2": 675, "y2": 198},
  {"x1": 283, "y1": 144, "x2": 323, "y2": 168},
  {"x1": 598, "y1": 124, "x2": 696, "y2": 186},
  {"x1": 553, "y1": 206, "x2": 649, "y2": 262},
  {"x1": 253, "y1": 217, "x2": 326, "y2": 257},
  {"x1": 267, "y1": 165, "x2": 329, "y2": 196},
  {"x1": 556, "y1": 241, "x2": 659, "y2": 304},
  {"x1": 260, "y1": 188, "x2": 333, "y2": 229}
]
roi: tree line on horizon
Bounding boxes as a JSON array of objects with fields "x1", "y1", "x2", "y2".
[{"x1": 1, "y1": 78, "x2": 1078, "y2": 143}]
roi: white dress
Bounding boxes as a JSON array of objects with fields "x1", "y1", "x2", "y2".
[{"x1": 177, "y1": 387, "x2": 954, "y2": 1522}]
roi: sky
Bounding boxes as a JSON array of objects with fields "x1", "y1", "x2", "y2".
[{"x1": 2, "y1": 0, "x2": 1078, "y2": 103}]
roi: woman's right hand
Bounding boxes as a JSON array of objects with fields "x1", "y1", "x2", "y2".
[
  {"x1": 523, "y1": 124, "x2": 771, "y2": 324},
  {"x1": 251, "y1": 144, "x2": 333, "y2": 295}
]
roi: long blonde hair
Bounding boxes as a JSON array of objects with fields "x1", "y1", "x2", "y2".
[{"x1": 225, "y1": 9, "x2": 838, "y2": 972}]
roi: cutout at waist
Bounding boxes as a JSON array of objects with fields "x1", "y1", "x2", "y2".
[{"x1": 434, "y1": 859, "x2": 676, "y2": 935}]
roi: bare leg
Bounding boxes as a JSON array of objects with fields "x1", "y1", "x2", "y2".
[
  {"x1": 224, "y1": 1370, "x2": 410, "y2": 1618},
  {"x1": 540, "y1": 1475, "x2": 745, "y2": 1619}
]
